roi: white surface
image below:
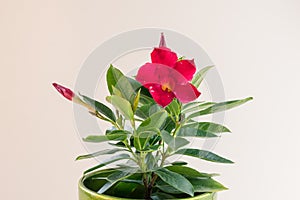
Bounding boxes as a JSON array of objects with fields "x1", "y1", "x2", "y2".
[{"x1": 2, "y1": 0, "x2": 300, "y2": 199}]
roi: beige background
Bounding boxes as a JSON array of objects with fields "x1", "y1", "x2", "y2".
[{"x1": 2, "y1": 0, "x2": 300, "y2": 199}]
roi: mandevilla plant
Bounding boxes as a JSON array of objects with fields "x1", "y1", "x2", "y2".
[{"x1": 53, "y1": 34, "x2": 252, "y2": 200}]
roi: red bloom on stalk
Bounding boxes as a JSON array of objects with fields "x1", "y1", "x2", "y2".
[
  {"x1": 136, "y1": 33, "x2": 201, "y2": 107},
  {"x1": 52, "y1": 83, "x2": 74, "y2": 101}
]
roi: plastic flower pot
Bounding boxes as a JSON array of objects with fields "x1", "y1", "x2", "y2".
[{"x1": 79, "y1": 170, "x2": 217, "y2": 200}]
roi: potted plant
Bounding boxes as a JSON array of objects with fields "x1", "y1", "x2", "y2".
[{"x1": 53, "y1": 33, "x2": 252, "y2": 200}]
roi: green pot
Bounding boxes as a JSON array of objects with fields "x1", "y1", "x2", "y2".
[{"x1": 79, "y1": 170, "x2": 217, "y2": 200}]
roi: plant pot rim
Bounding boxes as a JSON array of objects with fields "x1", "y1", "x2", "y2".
[{"x1": 79, "y1": 170, "x2": 216, "y2": 200}]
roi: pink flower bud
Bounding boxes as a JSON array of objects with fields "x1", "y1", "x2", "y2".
[
  {"x1": 52, "y1": 83, "x2": 74, "y2": 101},
  {"x1": 159, "y1": 33, "x2": 166, "y2": 47}
]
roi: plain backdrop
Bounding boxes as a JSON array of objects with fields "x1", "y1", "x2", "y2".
[{"x1": 2, "y1": 0, "x2": 300, "y2": 199}]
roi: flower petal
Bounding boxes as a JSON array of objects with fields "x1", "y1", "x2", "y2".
[
  {"x1": 151, "y1": 47, "x2": 178, "y2": 67},
  {"x1": 173, "y1": 59, "x2": 196, "y2": 81},
  {"x1": 148, "y1": 84, "x2": 176, "y2": 107},
  {"x1": 173, "y1": 83, "x2": 201, "y2": 103},
  {"x1": 136, "y1": 63, "x2": 188, "y2": 88},
  {"x1": 136, "y1": 63, "x2": 160, "y2": 88}
]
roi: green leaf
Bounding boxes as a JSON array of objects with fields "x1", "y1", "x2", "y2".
[
  {"x1": 145, "y1": 152, "x2": 158, "y2": 170},
  {"x1": 110, "y1": 95, "x2": 134, "y2": 120},
  {"x1": 155, "y1": 180, "x2": 182, "y2": 194},
  {"x1": 133, "y1": 88, "x2": 141, "y2": 112},
  {"x1": 161, "y1": 131, "x2": 189, "y2": 151},
  {"x1": 190, "y1": 178, "x2": 228, "y2": 192},
  {"x1": 135, "y1": 103, "x2": 161, "y2": 119},
  {"x1": 171, "y1": 161, "x2": 188, "y2": 166},
  {"x1": 182, "y1": 101, "x2": 204, "y2": 110},
  {"x1": 188, "y1": 97, "x2": 253, "y2": 119},
  {"x1": 84, "y1": 154, "x2": 131, "y2": 174},
  {"x1": 111, "y1": 85, "x2": 123, "y2": 97},
  {"x1": 98, "y1": 168, "x2": 137, "y2": 194},
  {"x1": 106, "y1": 65, "x2": 135, "y2": 102},
  {"x1": 165, "y1": 98, "x2": 181, "y2": 117},
  {"x1": 127, "y1": 77, "x2": 142, "y2": 90},
  {"x1": 137, "y1": 110, "x2": 168, "y2": 133},
  {"x1": 166, "y1": 165, "x2": 217, "y2": 178},
  {"x1": 107, "y1": 64, "x2": 123, "y2": 95},
  {"x1": 127, "y1": 77, "x2": 155, "y2": 105},
  {"x1": 135, "y1": 111, "x2": 168, "y2": 151},
  {"x1": 80, "y1": 94, "x2": 116, "y2": 122},
  {"x1": 177, "y1": 122, "x2": 231, "y2": 138},
  {"x1": 139, "y1": 93, "x2": 155, "y2": 105},
  {"x1": 194, "y1": 122, "x2": 231, "y2": 133},
  {"x1": 155, "y1": 168, "x2": 194, "y2": 196},
  {"x1": 175, "y1": 149, "x2": 234, "y2": 164},
  {"x1": 106, "y1": 130, "x2": 131, "y2": 138},
  {"x1": 177, "y1": 126, "x2": 218, "y2": 138},
  {"x1": 83, "y1": 130, "x2": 130, "y2": 143},
  {"x1": 161, "y1": 116, "x2": 176, "y2": 133},
  {"x1": 191, "y1": 65, "x2": 214, "y2": 88},
  {"x1": 182, "y1": 102, "x2": 215, "y2": 114},
  {"x1": 76, "y1": 149, "x2": 125, "y2": 160},
  {"x1": 134, "y1": 129, "x2": 159, "y2": 151}
]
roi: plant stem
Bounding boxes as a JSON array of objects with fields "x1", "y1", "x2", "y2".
[{"x1": 143, "y1": 173, "x2": 151, "y2": 200}]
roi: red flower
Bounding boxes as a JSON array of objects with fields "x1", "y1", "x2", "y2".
[
  {"x1": 136, "y1": 33, "x2": 201, "y2": 107},
  {"x1": 52, "y1": 83, "x2": 74, "y2": 101}
]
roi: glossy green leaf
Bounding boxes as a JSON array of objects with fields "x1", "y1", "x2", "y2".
[
  {"x1": 155, "y1": 180, "x2": 182, "y2": 194},
  {"x1": 127, "y1": 76, "x2": 141, "y2": 88},
  {"x1": 127, "y1": 77, "x2": 155, "y2": 105},
  {"x1": 194, "y1": 122, "x2": 231, "y2": 133},
  {"x1": 165, "y1": 98, "x2": 181, "y2": 117},
  {"x1": 155, "y1": 168, "x2": 194, "y2": 196},
  {"x1": 137, "y1": 110, "x2": 168, "y2": 133},
  {"x1": 80, "y1": 94, "x2": 116, "y2": 122},
  {"x1": 139, "y1": 94, "x2": 155, "y2": 105},
  {"x1": 182, "y1": 102, "x2": 215, "y2": 114},
  {"x1": 135, "y1": 103, "x2": 161, "y2": 119},
  {"x1": 111, "y1": 85, "x2": 123, "y2": 97},
  {"x1": 161, "y1": 131, "x2": 189, "y2": 151},
  {"x1": 135, "y1": 111, "x2": 168, "y2": 151},
  {"x1": 106, "y1": 65, "x2": 123, "y2": 95},
  {"x1": 191, "y1": 65, "x2": 214, "y2": 88},
  {"x1": 134, "y1": 129, "x2": 159, "y2": 151},
  {"x1": 161, "y1": 116, "x2": 176, "y2": 133},
  {"x1": 188, "y1": 97, "x2": 253, "y2": 119},
  {"x1": 177, "y1": 122, "x2": 230, "y2": 138},
  {"x1": 174, "y1": 149, "x2": 234, "y2": 164},
  {"x1": 98, "y1": 169, "x2": 137, "y2": 194},
  {"x1": 83, "y1": 130, "x2": 130, "y2": 143},
  {"x1": 190, "y1": 178, "x2": 228, "y2": 192},
  {"x1": 177, "y1": 126, "x2": 218, "y2": 138},
  {"x1": 106, "y1": 65, "x2": 135, "y2": 102},
  {"x1": 110, "y1": 95, "x2": 134, "y2": 120},
  {"x1": 182, "y1": 101, "x2": 204, "y2": 110},
  {"x1": 145, "y1": 152, "x2": 157, "y2": 170},
  {"x1": 166, "y1": 165, "x2": 217, "y2": 178},
  {"x1": 83, "y1": 135, "x2": 111, "y2": 143},
  {"x1": 76, "y1": 149, "x2": 125, "y2": 160},
  {"x1": 84, "y1": 154, "x2": 131, "y2": 174}
]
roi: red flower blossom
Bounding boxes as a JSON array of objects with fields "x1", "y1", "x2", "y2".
[
  {"x1": 52, "y1": 83, "x2": 74, "y2": 101},
  {"x1": 136, "y1": 33, "x2": 201, "y2": 107}
]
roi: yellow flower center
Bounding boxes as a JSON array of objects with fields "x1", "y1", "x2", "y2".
[{"x1": 161, "y1": 83, "x2": 172, "y2": 92}]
